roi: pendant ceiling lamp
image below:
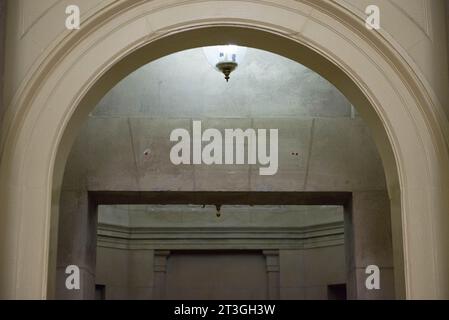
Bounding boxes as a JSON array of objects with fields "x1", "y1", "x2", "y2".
[{"x1": 203, "y1": 45, "x2": 247, "y2": 82}]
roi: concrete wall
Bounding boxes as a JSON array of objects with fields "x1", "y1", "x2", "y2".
[
  {"x1": 95, "y1": 247, "x2": 347, "y2": 300},
  {"x1": 95, "y1": 247, "x2": 155, "y2": 300},
  {"x1": 62, "y1": 48, "x2": 386, "y2": 193},
  {"x1": 280, "y1": 247, "x2": 346, "y2": 299},
  {"x1": 98, "y1": 204, "x2": 344, "y2": 229}
]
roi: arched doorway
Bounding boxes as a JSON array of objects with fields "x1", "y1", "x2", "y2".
[{"x1": 0, "y1": 1, "x2": 448, "y2": 299}]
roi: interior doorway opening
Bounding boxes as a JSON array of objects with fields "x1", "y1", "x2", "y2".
[
  {"x1": 91, "y1": 192, "x2": 350, "y2": 300},
  {"x1": 93, "y1": 192, "x2": 349, "y2": 300}
]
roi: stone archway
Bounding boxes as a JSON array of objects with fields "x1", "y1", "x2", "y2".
[{"x1": 0, "y1": 0, "x2": 448, "y2": 299}]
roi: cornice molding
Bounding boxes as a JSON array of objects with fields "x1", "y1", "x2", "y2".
[{"x1": 97, "y1": 221, "x2": 345, "y2": 250}]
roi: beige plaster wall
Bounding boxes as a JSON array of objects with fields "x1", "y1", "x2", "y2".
[
  {"x1": 0, "y1": 0, "x2": 6, "y2": 124},
  {"x1": 337, "y1": 0, "x2": 449, "y2": 116}
]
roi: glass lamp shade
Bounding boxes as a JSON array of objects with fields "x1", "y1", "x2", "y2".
[{"x1": 203, "y1": 45, "x2": 247, "y2": 82}]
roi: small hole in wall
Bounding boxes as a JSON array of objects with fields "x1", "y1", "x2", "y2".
[{"x1": 143, "y1": 149, "x2": 151, "y2": 157}]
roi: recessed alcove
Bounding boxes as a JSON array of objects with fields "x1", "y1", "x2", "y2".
[{"x1": 92, "y1": 191, "x2": 347, "y2": 300}]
